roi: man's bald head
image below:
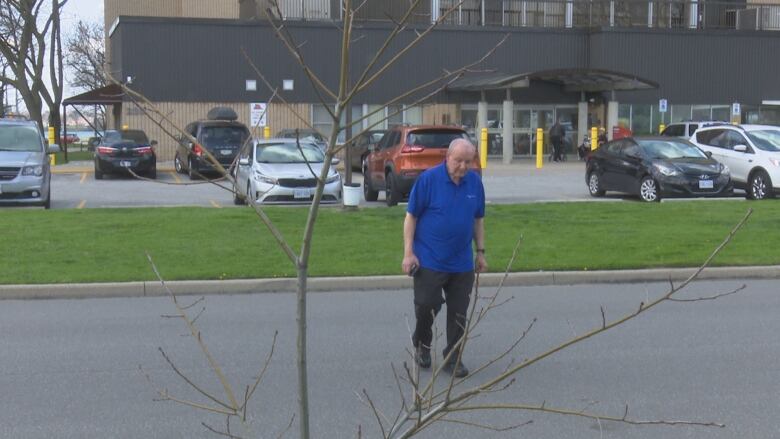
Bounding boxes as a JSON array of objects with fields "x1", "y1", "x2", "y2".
[{"x1": 446, "y1": 138, "x2": 477, "y2": 184}]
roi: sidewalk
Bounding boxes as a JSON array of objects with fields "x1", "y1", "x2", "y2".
[{"x1": 1, "y1": 265, "x2": 778, "y2": 300}]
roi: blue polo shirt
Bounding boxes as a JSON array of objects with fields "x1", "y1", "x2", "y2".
[{"x1": 407, "y1": 163, "x2": 485, "y2": 273}]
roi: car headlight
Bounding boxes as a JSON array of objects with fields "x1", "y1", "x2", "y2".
[
  {"x1": 769, "y1": 158, "x2": 780, "y2": 167},
  {"x1": 325, "y1": 173, "x2": 340, "y2": 184},
  {"x1": 21, "y1": 165, "x2": 44, "y2": 177},
  {"x1": 254, "y1": 172, "x2": 277, "y2": 184},
  {"x1": 654, "y1": 164, "x2": 681, "y2": 177},
  {"x1": 719, "y1": 163, "x2": 731, "y2": 176}
]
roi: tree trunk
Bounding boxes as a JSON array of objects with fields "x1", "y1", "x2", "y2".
[{"x1": 296, "y1": 262, "x2": 310, "y2": 439}]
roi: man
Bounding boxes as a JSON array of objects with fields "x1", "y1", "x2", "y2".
[
  {"x1": 549, "y1": 119, "x2": 565, "y2": 162},
  {"x1": 402, "y1": 138, "x2": 488, "y2": 378}
]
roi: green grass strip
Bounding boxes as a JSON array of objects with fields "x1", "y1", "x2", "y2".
[{"x1": 1, "y1": 201, "x2": 777, "y2": 284}]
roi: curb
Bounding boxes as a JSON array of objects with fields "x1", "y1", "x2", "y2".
[{"x1": 1, "y1": 265, "x2": 778, "y2": 301}]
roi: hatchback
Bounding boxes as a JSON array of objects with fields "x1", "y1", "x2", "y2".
[
  {"x1": 0, "y1": 118, "x2": 60, "y2": 208},
  {"x1": 363, "y1": 125, "x2": 480, "y2": 206},
  {"x1": 233, "y1": 138, "x2": 342, "y2": 204},
  {"x1": 94, "y1": 129, "x2": 157, "y2": 179},
  {"x1": 586, "y1": 137, "x2": 732, "y2": 202}
]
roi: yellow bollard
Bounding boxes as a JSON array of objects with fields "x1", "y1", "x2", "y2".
[
  {"x1": 47, "y1": 127, "x2": 56, "y2": 166},
  {"x1": 536, "y1": 128, "x2": 544, "y2": 169},
  {"x1": 480, "y1": 127, "x2": 488, "y2": 171},
  {"x1": 590, "y1": 126, "x2": 599, "y2": 151},
  {"x1": 263, "y1": 126, "x2": 271, "y2": 139},
  {"x1": 50, "y1": 153, "x2": 56, "y2": 166},
  {"x1": 659, "y1": 123, "x2": 666, "y2": 135}
]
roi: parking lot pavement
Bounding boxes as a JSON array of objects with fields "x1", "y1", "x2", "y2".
[{"x1": 43, "y1": 157, "x2": 744, "y2": 209}]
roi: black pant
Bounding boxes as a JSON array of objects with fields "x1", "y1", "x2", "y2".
[
  {"x1": 551, "y1": 138, "x2": 562, "y2": 161},
  {"x1": 412, "y1": 268, "x2": 474, "y2": 362}
]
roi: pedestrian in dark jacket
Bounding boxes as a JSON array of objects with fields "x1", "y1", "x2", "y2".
[{"x1": 549, "y1": 120, "x2": 565, "y2": 161}]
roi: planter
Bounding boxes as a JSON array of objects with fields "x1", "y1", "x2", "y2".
[{"x1": 343, "y1": 182, "x2": 361, "y2": 207}]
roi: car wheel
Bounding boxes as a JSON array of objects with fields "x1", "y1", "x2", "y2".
[
  {"x1": 639, "y1": 176, "x2": 660, "y2": 202},
  {"x1": 147, "y1": 167, "x2": 157, "y2": 179},
  {"x1": 363, "y1": 161, "x2": 378, "y2": 202},
  {"x1": 174, "y1": 154, "x2": 184, "y2": 174},
  {"x1": 188, "y1": 158, "x2": 199, "y2": 180},
  {"x1": 587, "y1": 172, "x2": 605, "y2": 197},
  {"x1": 43, "y1": 185, "x2": 51, "y2": 209},
  {"x1": 747, "y1": 170, "x2": 773, "y2": 200},
  {"x1": 94, "y1": 163, "x2": 103, "y2": 180},
  {"x1": 386, "y1": 172, "x2": 401, "y2": 207}
]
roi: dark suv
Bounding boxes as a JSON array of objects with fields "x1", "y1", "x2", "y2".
[
  {"x1": 93, "y1": 129, "x2": 157, "y2": 179},
  {"x1": 0, "y1": 117, "x2": 60, "y2": 208},
  {"x1": 363, "y1": 125, "x2": 480, "y2": 206},
  {"x1": 175, "y1": 107, "x2": 251, "y2": 179}
]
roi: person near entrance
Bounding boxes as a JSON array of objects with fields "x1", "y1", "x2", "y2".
[
  {"x1": 401, "y1": 138, "x2": 488, "y2": 378},
  {"x1": 549, "y1": 118, "x2": 565, "y2": 161}
]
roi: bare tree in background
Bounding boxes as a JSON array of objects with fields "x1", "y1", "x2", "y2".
[
  {"x1": 0, "y1": 0, "x2": 67, "y2": 137},
  {"x1": 64, "y1": 19, "x2": 105, "y2": 128}
]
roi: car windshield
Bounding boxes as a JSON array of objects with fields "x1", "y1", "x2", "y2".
[
  {"x1": 746, "y1": 130, "x2": 780, "y2": 152},
  {"x1": 406, "y1": 129, "x2": 467, "y2": 148},
  {"x1": 637, "y1": 139, "x2": 707, "y2": 159},
  {"x1": 0, "y1": 125, "x2": 43, "y2": 152},
  {"x1": 103, "y1": 130, "x2": 149, "y2": 146},
  {"x1": 280, "y1": 130, "x2": 325, "y2": 142},
  {"x1": 201, "y1": 126, "x2": 247, "y2": 147},
  {"x1": 255, "y1": 142, "x2": 324, "y2": 163}
]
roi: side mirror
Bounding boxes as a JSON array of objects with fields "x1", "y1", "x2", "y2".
[
  {"x1": 733, "y1": 144, "x2": 748, "y2": 152},
  {"x1": 239, "y1": 157, "x2": 250, "y2": 166},
  {"x1": 331, "y1": 158, "x2": 341, "y2": 166},
  {"x1": 47, "y1": 144, "x2": 61, "y2": 154},
  {"x1": 704, "y1": 151, "x2": 713, "y2": 158}
]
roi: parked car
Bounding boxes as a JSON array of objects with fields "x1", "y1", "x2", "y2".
[
  {"x1": 661, "y1": 121, "x2": 721, "y2": 138},
  {"x1": 93, "y1": 129, "x2": 157, "y2": 179},
  {"x1": 351, "y1": 129, "x2": 385, "y2": 171},
  {"x1": 0, "y1": 117, "x2": 60, "y2": 208},
  {"x1": 175, "y1": 107, "x2": 251, "y2": 179},
  {"x1": 585, "y1": 137, "x2": 732, "y2": 202},
  {"x1": 233, "y1": 138, "x2": 342, "y2": 204},
  {"x1": 275, "y1": 128, "x2": 328, "y2": 151},
  {"x1": 363, "y1": 125, "x2": 480, "y2": 206},
  {"x1": 59, "y1": 133, "x2": 80, "y2": 145},
  {"x1": 690, "y1": 124, "x2": 780, "y2": 199}
]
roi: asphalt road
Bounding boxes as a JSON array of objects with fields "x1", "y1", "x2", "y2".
[{"x1": 1, "y1": 279, "x2": 777, "y2": 438}]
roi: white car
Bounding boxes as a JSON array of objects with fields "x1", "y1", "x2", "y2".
[
  {"x1": 690, "y1": 124, "x2": 780, "y2": 199},
  {"x1": 233, "y1": 138, "x2": 342, "y2": 204}
]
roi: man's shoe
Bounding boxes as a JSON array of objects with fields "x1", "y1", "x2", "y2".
[
  {"x1": 442, "y1": 360, "x2": 469, "y2": 378},
  {"x1": 415, "y1": 347, "x2": 431, "y2": 369}
]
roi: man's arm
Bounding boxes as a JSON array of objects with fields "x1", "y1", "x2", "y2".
[
  {"x1": 402, "y1": 213, "x2": 420, "y2": 274},
  {"x1": 473, "y1": 217, "x2": 487, "y2": 273}
]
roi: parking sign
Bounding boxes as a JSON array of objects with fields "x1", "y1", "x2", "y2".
[
  {"x1": 732, "y1": 103, "x2": 741, "y2": 116},
  {"x1": 659, "y1": 99, "x2": 668, "y2": 113}
]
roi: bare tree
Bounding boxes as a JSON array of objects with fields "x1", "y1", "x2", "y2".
[
  {"x1": 122, "y1": 0, "x2": 754, "y2": 438},
  {"x1": 63, "y1": 19, "x2": 106, "y2": 129},
  {"x1": 0, "y1": 0, "x2": 67, "y2": 138}
]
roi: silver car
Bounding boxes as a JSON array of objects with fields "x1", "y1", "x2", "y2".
[
  {"x1": 0, "y1": 118, "x2": 60, "y2": 209},
  {"x1": 233, "y1": 138, "x2": 342, "y2": 204}
]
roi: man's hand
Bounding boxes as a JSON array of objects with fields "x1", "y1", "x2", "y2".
[
  {"x1": 475, "y1": 253, "x2": 488, "y2": 273},
  {"x1": 402, "y1": 254, "x2": 420, "y2": 275}
]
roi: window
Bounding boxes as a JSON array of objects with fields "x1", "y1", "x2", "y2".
[
  {"x1": 671, "y1": 105, "x2": 691, "y2": 123},
  {"x1": 724, "y1": 131, "x2": 749, "y2": 151},
  {"x1": 662, "y1": 124, "x2": 685, "y2": 137},
  {"x1": 695, "y1": 129, "x2": 722, "y2": 147},
  {"x1": 312, "y1": 104, "x2": 334, "y2": 140},
  {"x1": 622, "y1": 142, "x2": 641, "y2": 158},
  {"x1": 687, "y1": 124, "x2": 699, "y2": 137},
  {"x1": 387, "y1": 105, "x2": 403, "y2": 128}
]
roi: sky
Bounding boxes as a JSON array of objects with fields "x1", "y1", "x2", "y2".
[{"x1": 60, "y1": 0, "x2": 104, "y2": 98}]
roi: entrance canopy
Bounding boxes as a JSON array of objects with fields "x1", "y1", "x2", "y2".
[
  {"x1": 63, "y1": 83, "x2": 125, "y2": 105},
  {"x1": 447, "y1": 68, "x2": 658, "y2": 93}
]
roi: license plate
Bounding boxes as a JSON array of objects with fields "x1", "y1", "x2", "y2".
[
  {"x1": 120, "y1": 161, "x2": 132, "y2": 168},
  {"x1": 699, "y1": 179, "x2": 714, "y2": 189},
  {"x1": 220, "y1": 149, "x2": 232, "y2": 156},
  {"x1": 293, "y1": 188, "x2": 310, "y2": 199}
]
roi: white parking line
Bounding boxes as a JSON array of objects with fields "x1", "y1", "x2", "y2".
[
  {"x1": 209, "y1": 200, "x2": 222, "y2": 208},
  {"x1": 79, "y1": 172, "x2": 87, "y2": 184},
  {"x1": 76, "y1": 200, "x2": 86, "y2": 209},
  {"x1": 169, "y1": 171, "x2": 181, "y2": 184}
]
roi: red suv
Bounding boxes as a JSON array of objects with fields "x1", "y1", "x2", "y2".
[{"x1": 363, "y1": 125, "x2": 481, "y2": 206}]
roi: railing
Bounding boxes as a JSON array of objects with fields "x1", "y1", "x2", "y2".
[{"x1": 436, "y1": 0, "x2": 780, "y2": 31}]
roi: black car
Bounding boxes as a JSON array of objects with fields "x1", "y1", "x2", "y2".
[
  {"x1": 175, "y1": 107, "x2": 251, "y2": 180},
  {"x1": 585, "y1": 137, "x2": 732, "y2": 202},
  {"x1": 94, "y1": 129, "x2": 157, "y2": 179}
]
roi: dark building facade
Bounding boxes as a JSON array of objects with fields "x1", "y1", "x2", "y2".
[{"x1": 108, "y1": 0, "x2": 780, "y2": 160}]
